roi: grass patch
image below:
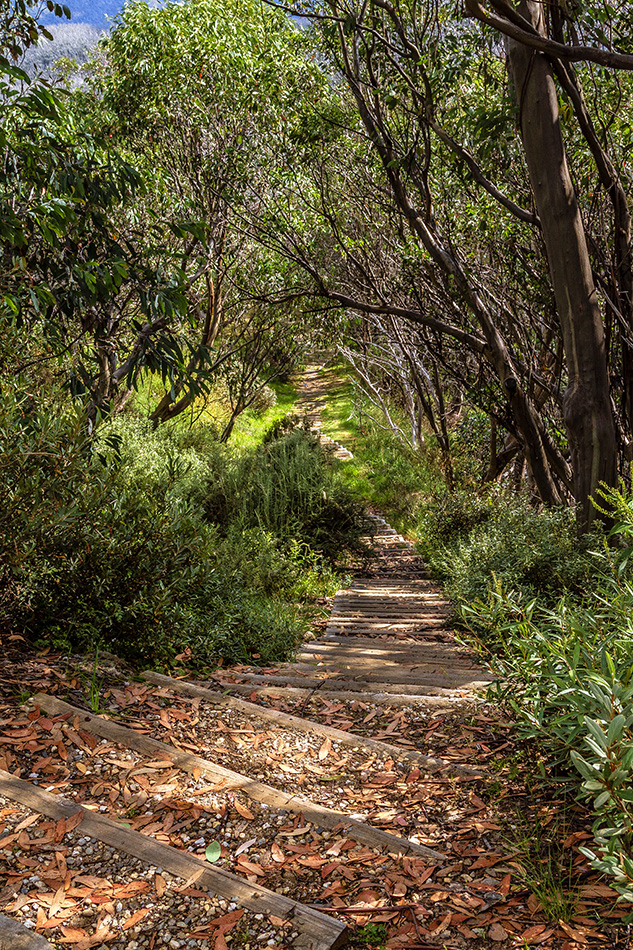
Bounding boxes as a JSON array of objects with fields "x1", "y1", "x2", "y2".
[
  {"x1": 504, "y1": 813, "x2": 580, "y2": 923},
  {"x1": 230, "y1": 379, "x2": 300, "y2": 449},
  {"x1": 318, "y1": 365, "x2": 442, "y2": 534},
  {"x1": 127, "y1": 374, "x2": 300, "y2": 449}
]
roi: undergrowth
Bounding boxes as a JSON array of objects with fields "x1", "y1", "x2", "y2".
[
  {"x1": 433, "y1": 484, "x2": 633, "y2": 913},
  {"x1": 318, "y1": 367, "x2": 441, "y2": 531},
  {"x1": 0, "y1": 390, "x2": 365, "y2": 669}
]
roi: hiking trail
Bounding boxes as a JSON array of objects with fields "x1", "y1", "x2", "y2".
[{"x1": 0, "y1": 367, "x2": 615, "y2": 950}]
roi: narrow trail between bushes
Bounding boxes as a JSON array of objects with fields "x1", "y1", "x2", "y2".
[{"x1": 0, "y1": 367, "x2": 622, "y2": 950}]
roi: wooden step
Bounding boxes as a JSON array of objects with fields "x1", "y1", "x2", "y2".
[
  {"x1": 0, "y1": 913, "x2": 55, "y2": 950},
  {"x1": 36, "y1": 694, "x2": 446, "y2": 862},
  {"x1": 331, "y1": 598, "x2": 442, "y2": 607},
  {"x1": 212, "y1": 673, "x2": 483, "y2": 696},
  {"x1": 305, "y1": 637, "x2": 474, "y2": 658},
  {"x1": 142, "y1": 671, "x2": 482, "y2": 777},
  {"x1": 281, "y1": 663, "x2": 493, "y2": 687},
  {"x1": 325, "y1": 632, "x2": 455, "y2": 645},
  {"x1": 350, "y1": 580, "x2": 434, "y2": 589},
  {"x1": 329, "y1": 616, "x2": 450, "y2": 625},
  {"x1": 0, "y1": 770, "x2": 348, "y2": 950},
  {"x1": 211, "y1": 682, "x2": 473, "y2": 707},
  {"x1": 297, "y1": 648, "x2": 481, "y2": 670}
]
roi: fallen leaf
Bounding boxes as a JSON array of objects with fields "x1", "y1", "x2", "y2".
[
  {"x1": 488, "y1": 922, "x2": 507, "y2": 942},
  {"x1": 122, "y1": 908, "x2": 150, "y2": 931},
  {"x1": 319, "y1": 738, "x2": 332, "y2": 761},
  {"x1": 234, "y1": 801, "x2": 255, "y2": 821},
  {"x1": 520, "y1": 924, "x2": 551, "y2": 944},
  {"x1": 205, "y1": 841, "x2": 222, "y2": 863},
  {"x1": 236, "y1": 858, "x2": 265, "y2": 877}
]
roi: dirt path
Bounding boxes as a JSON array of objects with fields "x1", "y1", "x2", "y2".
[{"x1": 0, "y1": 367, "x2": 623, "y2": 950}]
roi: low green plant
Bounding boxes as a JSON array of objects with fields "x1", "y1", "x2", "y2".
[
  {"x1": 84, "y1": 649, "x2": 105, "y2": 713},
  {"x1": 417, "y1": 488, "x2": 598, "y2": 613},
  {"x1": 461, "y1": 480, "x2": 633, "y2": 912},
  {"x1": 199, "y1": 427, "x2": 373, "y2": 562},
  {"x1": 352, "y1": 923, "x2": 388, "y2": 948},
  {"x1": 1, "y1": 390, "x2": 360, "y2": 668}
]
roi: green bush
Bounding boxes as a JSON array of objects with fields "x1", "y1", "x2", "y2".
[
  {"x1": 1, "y1": 399, "x2": 361, "y2": 668},
  {"x1": 417, "y1": 488, "x2": 597, "y2": 613},
  {"x1": 199, "y1": 427, "x2": 373, "y2": 562},
  {"x1": 460, "y1": 483, "x2": 633, "y2": 912}
]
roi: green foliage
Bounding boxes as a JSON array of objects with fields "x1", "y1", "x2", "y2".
[
  {"x1": 0, "y1": 369, "x2": 368, "y2": 667},
  {"x1": 200, "y1": 427, "x2": 373, "y2": 563},
  {"x1": 0, "y1": 50, "x2": 193, "y2": 417},
  {"x1": 417, "y1": 489, "x2": 597, "y2": 613},
  {"x1": 0, "y1": 388, "x2": 362, "y2": 668},
  {"x1": 457, "y1": 481, "x2": 633, "y2": 911},
  {"x1": 318, "y1": 368, "x2": 443, "y2": 532},
  {"x1": 505, "y1": 814, "x2": 580, "y2": 922},
  {"x1": 351, "y1": 923, "x2": 388, "y2": 949}
]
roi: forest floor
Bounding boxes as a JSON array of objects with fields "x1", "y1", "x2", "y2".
[{"x1": 0, "y1": 368, "x2": 628, "y2": 950}]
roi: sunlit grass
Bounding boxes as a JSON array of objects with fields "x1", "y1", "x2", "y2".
[
  {"x1": 317, "y1": 363, "x2": 444, "y2": 535},
  {"x1": 230, "y1": 379, "x2": 299, "y2": 449},
  {"x1": 124, "y1": 374, "x2": 299, "y2": 449}
]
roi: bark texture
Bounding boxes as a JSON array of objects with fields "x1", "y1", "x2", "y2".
[{"x1": 507, "y1": 0, "x2": 617, "y2": 527}]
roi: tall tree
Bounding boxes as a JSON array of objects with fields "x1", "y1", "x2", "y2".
[
  {"x1": 97, "y1": 0, "x2": 324, "y2": 426},
  {"x1": 260, "y1": 0, "x2": 633, "y2": 526}
]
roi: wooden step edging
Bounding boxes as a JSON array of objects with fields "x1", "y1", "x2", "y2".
[
  {"x1": 0, "y1": 770, "x2": 347, "y2": 950},
  {"x1": 316, "y1": 636, "x2": 472, "y2": 654},
  {"x1": 34, "y1": 694, "x2": 446, "y2": 863},
  {"x1": 212, "y1": 673, "x2": 482, "y2": 697},
  {"x1": 208, "y1": 682, "x2": 473, "y2": 707},
  {"x1": 302, "y1": 647, "x2": 475, "y2": 664},
  {"x1": 0, "y1": 913, "x2": 55, "y2": 950},
  {"x1": 142, "y1": 671, "x2": 482, "y2": 778},
  {"x1": 285, "y1": 663, "x2": 493, "y2": 687}
]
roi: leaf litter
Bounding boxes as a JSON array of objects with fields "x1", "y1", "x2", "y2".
[{"x1": 0, "y1": 543, "x2": 629, "y2": 950}]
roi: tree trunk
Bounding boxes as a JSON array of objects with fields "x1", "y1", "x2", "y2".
[{"x1": 506, "y1": 1, "x2": 617, "y2": 529}]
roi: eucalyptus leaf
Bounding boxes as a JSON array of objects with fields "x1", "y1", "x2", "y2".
[{"x1": 205, "y1": 841, "x2": 222, "y2": 863}]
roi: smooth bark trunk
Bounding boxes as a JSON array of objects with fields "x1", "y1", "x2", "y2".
[{"x1": 507, "y1": 1, "x2": 617, "y2": 528}]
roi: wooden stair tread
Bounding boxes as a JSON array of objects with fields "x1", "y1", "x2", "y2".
[
  {"x1": 36, "y1": 694, "x2": 446, "y2": 862},
  {"x1": 0, "y1": 770, "x2": 348, "y2": 950},
  {"x1": 143, "y1": 671, "x2": 482, "y2": 777},
  {"x1": 212, "y1": 673, "x2": 488, "y2": 696}
]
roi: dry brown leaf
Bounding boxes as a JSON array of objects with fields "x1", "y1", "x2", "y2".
[
  {"x1": 430, "y1": 913, "x2": 451, "y2": 934},
  {"x1": 154, "y1": 873, "x2": 166, "y2": 897},
  {"x1": 48, "y1": 884, "x2": 66, "y2": 918},
  {"x1": 519, "y1": 924, "x2": 548, "y2": 943},
  {"x1": 488, "y1": 922, "x2": 508, "y2": 941},
  {"x1": 319, "y1": 738, "x2": 332, "y2": 761},
  {"x1": 236, "y1": 858, "x2": 265, "y2": 877},
  {"x1": 122, "y1": 908, "x2": 150, "y2": 931},
  {"x1": 271, "y1": 843, "x2": 285, "y2": 863},
  {"x1": 234, "y1": 801, "x2": 255, "y2": 821},
  {"x1": 57, "y1": 928, "x2": 88, "y2": 942}
]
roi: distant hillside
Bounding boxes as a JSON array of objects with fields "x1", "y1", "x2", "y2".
[
  {"x1": 42, "y1": 0, "x2": 122, "y2": 28},
  {"x1": 29, "y1": 0, "x2": 129, "y2": 74}
]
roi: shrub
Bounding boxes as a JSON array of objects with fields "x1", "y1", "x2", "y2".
[
  {"x1": 417, "y1": 488, "x2": 597, "y2": 613},
  {"x1": 200, "y1": 427, "x2": 373, "y2": 562},
  {"x1": 0, "y1": 399, "x2": 333, "y2": 667},
  {"x1": 2, "y1": 399, "x2": 361, "y2": 667},
  {"x1": 460, "y1": 482, "x2": 633, "y2": 912}
]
